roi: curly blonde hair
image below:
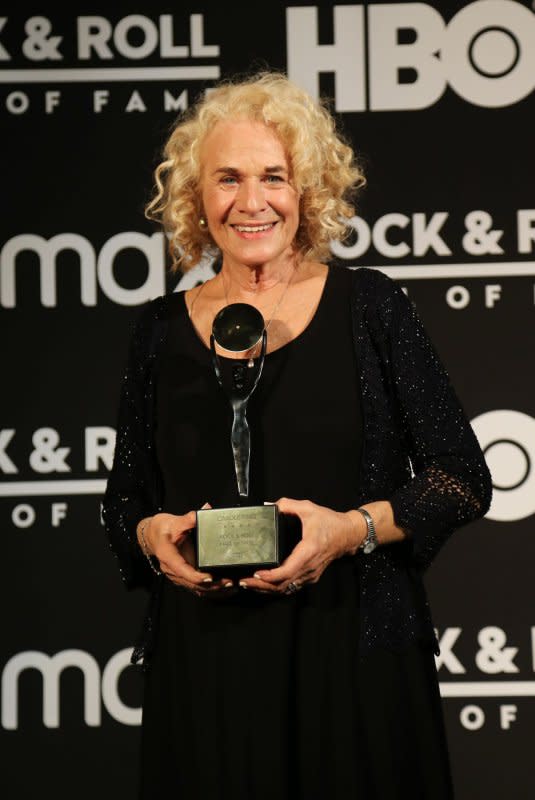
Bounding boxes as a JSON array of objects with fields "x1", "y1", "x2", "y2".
[{"x1": 145, "y1": 71, "x2": 365, "y2": 271}]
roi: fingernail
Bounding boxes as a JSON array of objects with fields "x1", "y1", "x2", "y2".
[
  {"x1": 224, "y1": 580, "x2": 233, "y2": 588},
  {"x1": 202, "y1": 577, "x2": 213, "y2": 584},
  {"x1": 201, "y1": 502, "x2": 210, "y2": 509},
  {"x1": 253, "y1": 572, "x2": 261, "y2": 580},
  {"x1": 239, "y1": 581, "x2": 248, "y2": 589},
  {"x1": 263, "y1": 501, "x2": 276, "y2": 505}
]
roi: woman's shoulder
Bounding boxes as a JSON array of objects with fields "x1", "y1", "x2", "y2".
[
  {"x1": 127, "y1": 292, "x2": 184, "y2": 357},
  {"x1": 346, "y1": 266, "x2": 415, "y2": 335},
  {"x1": 134, "y1": 291, "x2": 183, "y2": 327},
  {"x1": 349, "y1": 266, "x2": 400, "y2": 300}
]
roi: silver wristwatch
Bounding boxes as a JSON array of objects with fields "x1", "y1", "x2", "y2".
[{"x1": 356, "y1": 508, "x2": 378, "y2": 554}]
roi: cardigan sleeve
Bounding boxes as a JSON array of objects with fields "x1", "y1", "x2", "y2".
[
  {"x1": 375, "y1": 272, "x2": 493, "y2": 569},
  {"x1": 101, "y1": 301, "x2": 162, "y2": 591}
]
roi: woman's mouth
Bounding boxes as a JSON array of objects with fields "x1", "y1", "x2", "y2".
[{"x1": 231, "y1": 222, "x2": 277, "y2": 238}]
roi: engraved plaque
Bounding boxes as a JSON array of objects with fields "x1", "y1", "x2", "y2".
[{"x1": 196, "y1": 505, "x2": 279, "y2": 570}]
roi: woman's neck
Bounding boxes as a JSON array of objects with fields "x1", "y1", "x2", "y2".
[{"x1": 218, "y1": 253, "x2": 299, "y2": 299}]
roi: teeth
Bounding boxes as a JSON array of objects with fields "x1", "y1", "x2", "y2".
[{"x1": 234, "y1": 223, "x2": 274, "y2": 233}]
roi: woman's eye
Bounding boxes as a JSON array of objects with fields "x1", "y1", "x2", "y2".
[
  {"x1": 265, "y1": 174, "x2": 283, "y2": 183},
  {"x1": 220, "y1": 176, "x2": 238, "y2": 185}
]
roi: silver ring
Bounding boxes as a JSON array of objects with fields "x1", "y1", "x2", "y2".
[{"x1": 286, "y1": 581, "x2": 299, "y2": 595}]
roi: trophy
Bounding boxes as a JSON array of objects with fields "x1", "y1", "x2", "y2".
[{"x1": 195, "y1": 302, "x2": 292, "y2": 574}]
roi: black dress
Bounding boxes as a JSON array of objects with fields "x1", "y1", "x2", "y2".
[{"x1": 139, "y1": 266, "x2": 453, "y2": 799}]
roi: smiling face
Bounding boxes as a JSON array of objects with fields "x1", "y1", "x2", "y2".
[{"x1": 199, "y1": 119, "x2": 300, "y2": 271}]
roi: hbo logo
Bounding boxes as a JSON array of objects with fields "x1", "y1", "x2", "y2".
[{"x1": 287, "y1": 1, "x2": 535, "y2": 111}]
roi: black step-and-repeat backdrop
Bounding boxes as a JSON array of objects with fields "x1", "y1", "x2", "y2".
[{"x1": 2, "y1": 2, "x2": 534, "y2": 797}]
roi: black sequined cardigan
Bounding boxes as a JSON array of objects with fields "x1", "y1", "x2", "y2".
[{"x1": 102, "y1": 267, "x2": 492, "y2": 664}]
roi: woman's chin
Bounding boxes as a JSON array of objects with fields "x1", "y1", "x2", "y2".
[{"x1": 223, "y1": 244, "x2": 294, "y2": 270}]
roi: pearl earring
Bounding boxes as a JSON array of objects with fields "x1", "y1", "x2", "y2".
[{"x1": 199, "y1": 217, "x2": 207, "y2": 228}]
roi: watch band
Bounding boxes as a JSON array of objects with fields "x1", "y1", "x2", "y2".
[{"x1": 356, "y1": 507, "x2": 378, "y2": 554}]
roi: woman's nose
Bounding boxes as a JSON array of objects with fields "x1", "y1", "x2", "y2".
[{"x1": 236, "y1": 179, "x2": 267, "y2": 213}]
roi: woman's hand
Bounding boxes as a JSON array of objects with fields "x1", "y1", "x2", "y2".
[
  {"x1": 137, "y1": 510, "x2": 235, "y2": 597},
  {"x1": 239, "y1": 498, "x2": 365, "y2": 595}
]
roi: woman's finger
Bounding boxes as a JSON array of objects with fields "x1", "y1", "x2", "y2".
[
  {"x1": 167, "y1": 510, "x2": 197, "y2": 544},
  {"x1": 159, "y1": 542, "x2": 213, "y2": 585},
  {"x1": 252, "y1": 539, "x2": 314, "y2": 584},
  {"x1": 163, "y1": 568, "x2": 234, "y2": 596},
  {"x1": 274, "y1": 496, "x2": 309, "y2": 518},
  {"x1": 239, "y1": 576, "x2": 281, "y2": 593}
]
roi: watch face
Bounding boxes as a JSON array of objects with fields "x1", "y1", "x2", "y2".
[{"x1": 363, "y1": 540, "x2": 377, "y2": 554}]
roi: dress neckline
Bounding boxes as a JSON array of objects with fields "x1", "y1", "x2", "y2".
[{"x1": 181, "y1": 265, "x2": 332, "y2": 361}]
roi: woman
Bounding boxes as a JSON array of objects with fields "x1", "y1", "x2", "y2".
[{"x1": 103, "y1": 72, "x2": 492, "y2": 799}]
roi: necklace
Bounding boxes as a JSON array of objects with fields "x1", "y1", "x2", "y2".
[
  {"x1": 222, "y1": 267, "x2": 296, "y2": 366},
  {"x1": 187, "y1": 266, "x2": 297, "y2": 367}
]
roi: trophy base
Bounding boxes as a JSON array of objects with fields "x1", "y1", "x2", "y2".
[{"x1": 195, "y1": 505, "x2": 299, "y2": 574}]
